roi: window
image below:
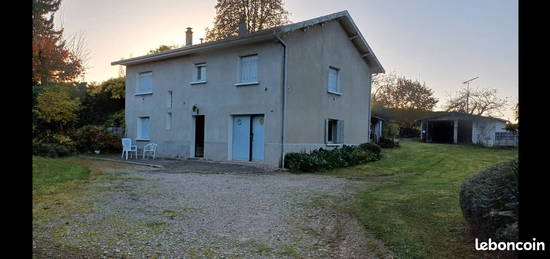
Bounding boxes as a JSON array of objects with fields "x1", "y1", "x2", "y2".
[
  {"x1": 166, "y1": 112, "x2": 172, "y2": 130},
  {"x1": 137, "y1": 117, "x2": 150, "y2": 140},
  {"x1": 137, "y1": 71, "x2": 153, "y2": 94},
  {"x1": 237, "y1": 54, "x2": 258, "y2": 85},
  {"x1": 191, "y1": 63, "x2": 207, "y2": 84},
  {"x1": 328, "y1": 67, "x2": 340, "y2": 94},
  {"x1": 167, "y1": 90, "x2": 173, "y2": 108},
  {"x1": 325, "y1": 119, "x2": 344, "y2": 144}
]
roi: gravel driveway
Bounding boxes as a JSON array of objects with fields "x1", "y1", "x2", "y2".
[{"x1": 33, "y1": 159, "x2": 382, "y2": 258}]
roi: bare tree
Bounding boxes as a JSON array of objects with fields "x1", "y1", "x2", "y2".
[
  {"x1": 444, "y1": 87, "x2": 509, "y2": 117},
  {"x1": 205, "y1": 0, "x2": 290, "y2": 42}
]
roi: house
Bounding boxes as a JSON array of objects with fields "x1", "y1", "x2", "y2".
[
  {"x1": 417, "y1": 112, "x2": 515, "y2": 147},
  {"x1": 111, "y1": 11, "x2": 384, "y2": 167}
]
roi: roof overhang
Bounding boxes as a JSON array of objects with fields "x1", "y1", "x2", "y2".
[
  {"x1": 415, "y1": 112, "x2": 508, "y2": 123},
  {"x1": 111, "y1": 30, "x2": 276, "y2": 66},
  {"x1": 279, "y1": 10, "x2": 384, "y2": 74},
  {"x1": 111, "y1": 10, "x2": 385, "y2": 74}
]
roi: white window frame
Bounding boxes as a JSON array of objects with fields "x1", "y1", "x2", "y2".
[
  {"x1": 327, "y1": 66, "x2": 342, "y2": 95},
  {"x1": 135, "y1": 71, "x2": 153, "y2": 96},
  {"x1": 190, "y1": 63, "x2": 207, "y2": 85},
  {"x1": 325, "y1": 119, "x2": 344, "y2": 145},
  {"x1": 235, "y1": 54, "x2": 259, "y2": 86},
  {"x1": 137, "y1": 116, "x2": 151, "y2": 140}
]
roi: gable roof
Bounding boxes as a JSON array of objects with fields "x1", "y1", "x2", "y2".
[{"x1": 111, "y1": 11, "x2": 384, "y2": 73}]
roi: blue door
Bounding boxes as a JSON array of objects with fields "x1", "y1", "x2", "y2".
[
  {"x1": 232, "y1": 116, "x2": 251, "y2": 161},
  {"x1": 251, "y1": 115, "x2": 265, "y2": 161}
]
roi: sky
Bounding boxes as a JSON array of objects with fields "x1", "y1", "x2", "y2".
[{"x1": 55, "y1": 0, "x2": 518, "y2": 121}]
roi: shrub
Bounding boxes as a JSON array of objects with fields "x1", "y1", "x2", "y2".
[
  {"x1": 378, "y1": 137, "x2": 400, "y2": 148},
  {"x1": 73, "y1": 125, "x2": 122, "y2": 153},
  {"x1": 284, "y1": 144, "x2": 382, "y2": 173},
  {"x1": 284, "y1": 152, "x2": 324, "y2": 172},
  {"x1": 459, "y1": 160, "x2": 518, "y2": 242},
  {"x1": 358, "y1": 143, "x2": 381, "y2": 155},
  {"x1": 32, "y1": 140, "x2": 72, "y2": 157}
]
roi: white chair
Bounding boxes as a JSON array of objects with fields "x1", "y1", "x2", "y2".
[
  {"x1": 121, "y1": 138, "x2": 138, "y2": 160},
  {"x1": 143, "y1": 143, "x2": 158, "y2": 159}
]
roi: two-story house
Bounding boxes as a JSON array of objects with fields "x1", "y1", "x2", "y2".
[{"x1": 111, "y1": 10, "x2": 385, "y2": 167}]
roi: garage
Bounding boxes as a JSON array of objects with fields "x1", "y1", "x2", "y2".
[
  {"x1": 232, "y1": 115, "x2": 265, "y2": 161},
  {"x1": 418, "y1": 112, "x2": 510, "y2": 147}
]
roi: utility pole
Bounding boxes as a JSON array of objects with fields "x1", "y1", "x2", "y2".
[{"x1": 462, "y1": 77, "x2": 479, "y2": 113}]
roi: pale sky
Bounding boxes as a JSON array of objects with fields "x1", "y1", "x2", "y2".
[{"x1": 56, "y1": 0, "x2": 518, "y2": 121}]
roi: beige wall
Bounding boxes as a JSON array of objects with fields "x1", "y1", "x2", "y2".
[
  {"x1": 125, "y1": 40, "x2": 284, "y2": 165},
  {"x1": 282, "y1": 20, "x2": 372, "y2": 153}
]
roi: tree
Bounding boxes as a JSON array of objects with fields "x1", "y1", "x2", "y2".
[
  {"x1": 205, "y1": 0, "x2": 290, "y2": 41},
  {"x1": 148, "y1": 44, "x2": 178, "y2": 54},
  {"x1": 78, "y1": 77, "x2": 125, "y2": 127},
  {"x1": 372, "y1": 73, "x2": 438, "y2": 111},
  {"x1": 33, "y1": 0, "x2": 84, "y2": 85},
  {"x1": 383, "y1": 122, "x2": 400, "y2": 141},
  {"x1": 35, "y1": 85, "x2": 81, "y2": 133},
  {"x1": 444, "y1": 87, "x2": 508, "y2": 117}
]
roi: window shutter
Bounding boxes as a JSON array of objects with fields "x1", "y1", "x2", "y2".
[
  {"x1": 241, "y1": 55, "x2": 258, "y2": 82},
  {"x1": 144, "y1": 118, "x2": 150, "y2": 139},
  {"x1": 201, "y1": 66, "x2": 206, "y2": 81},
  {"x1": 338, "y1": 120, "x2": 344, "y2": 144},
  {"x1": 324, "y1": 119, "x2": 329, "y2": 144},
  {"x1": 137, "y1": 118, "x2": 142, "y2": 139},
  {"x1": 328, "y1": 68, "x2": 338, "y2": 92},
  {"x1": 139, "y1": 72, "x2": 152, "y2": 93}
]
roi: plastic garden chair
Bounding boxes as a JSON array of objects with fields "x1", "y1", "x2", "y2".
[
  {"x1": 143, "y1": 143, "x2": 158, "y2": 159},
  {"x1": 121, "y1": 138, "x2": 137, "y2": 160}
]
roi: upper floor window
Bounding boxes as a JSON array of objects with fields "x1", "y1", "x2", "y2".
[
  {"x1": 191, "y1": 63, "x2": 207, "y2": 84},
  {"x1": 327, "y1": 67, "x2": 341, "y2": 94},
  {"x1": 237, "y1": 54, "x2": 258, "y2": 85},
  {"x1": 137, "y1": 71, "x2": 153, "y2": 94}
]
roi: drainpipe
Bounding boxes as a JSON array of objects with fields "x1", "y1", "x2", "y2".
[{"x1": 274, "y1": 33, "x2": 287, "y2": 168}]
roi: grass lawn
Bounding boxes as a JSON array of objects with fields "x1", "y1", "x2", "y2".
[
  {"x1": 32, "y1": 156, "x2": 91, "y2": 195},
  {"x1": 322, "y1": 141, "x2": 518, "y2": 258}
]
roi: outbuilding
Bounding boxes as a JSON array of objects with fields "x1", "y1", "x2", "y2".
[{"x1": 417, "y1": 112, "x2": 514, "y2": 147}]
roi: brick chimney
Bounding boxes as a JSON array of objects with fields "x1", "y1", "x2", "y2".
[{"x1": 186, "y1": 27, "x2": 193, "y2": 46}]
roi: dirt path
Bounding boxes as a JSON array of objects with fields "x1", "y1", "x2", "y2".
[{"x1": 33, "y1": 159, "x2": 392, "y2": 258}]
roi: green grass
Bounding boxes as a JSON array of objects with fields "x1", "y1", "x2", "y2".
[
  {"x1": 32, "y1": 156, "x2": 91, "y2": 194},
  {"x1": 321, "y1": 141, "x2": 517, "y2": 258}
]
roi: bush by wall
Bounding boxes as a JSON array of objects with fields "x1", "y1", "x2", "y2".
[
  {"x1": 459, "y1": 159, "x2": 518, "y2": 242},
  {"x1": 284, "y1": 143, "x2": 381, "y2": 172}
]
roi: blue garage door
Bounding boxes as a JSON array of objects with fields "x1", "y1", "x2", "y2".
[{"x1": 232, "y1": 115, "x2": 264, "y2": 161}]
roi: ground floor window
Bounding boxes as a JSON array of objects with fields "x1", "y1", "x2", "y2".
[
  {"x1": 137, "y1": 116, "x2": 150, "y2": 140},
  {"x1": 326, "y1": 119, "x2": 344, "y2": 144}
]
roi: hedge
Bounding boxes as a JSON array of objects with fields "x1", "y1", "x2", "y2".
[
  {"x1": 284, "y1": 143, "x2": 381, "y2": 172},
  {"x1": 459, "y1": 159, "x2": 518, "y2": 242}
]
